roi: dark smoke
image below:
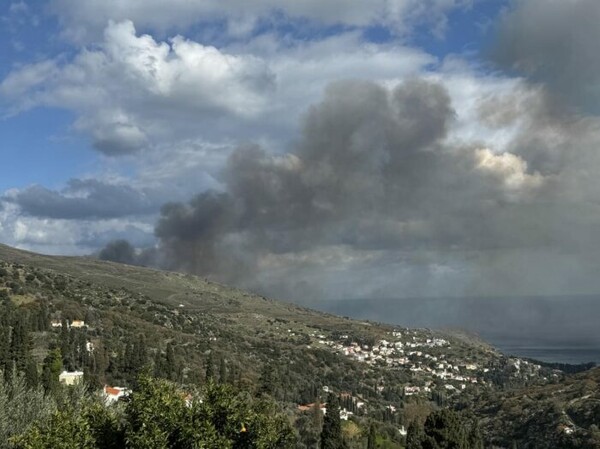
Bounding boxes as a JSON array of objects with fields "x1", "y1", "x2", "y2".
[
  {"x1": 492, "y1": 0, "x2": 600, "y2": 113},
  {"x1": 98, "y1": 239, "x2": 137, "y2": 265},
  {"x1": 150, "y1": 78, "x2": 556, "y2": 298}
]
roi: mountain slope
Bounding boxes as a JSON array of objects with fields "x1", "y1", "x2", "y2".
[{"x1": 1, "y1": 243, "x2": 597, "y2": 448}]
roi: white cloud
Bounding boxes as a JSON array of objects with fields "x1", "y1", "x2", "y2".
[
  {"x1": 0, "y1": 199, "x2": 154, "y2": 256},
  {"x1": 473, "y1": 147, "x2": 544, "y2": 193},
  {"x1": 50, "y1": 0, "x2": 473, "y2": 42},
  {"x1": 0, "y1": 21, "x2": 433, "y2": 157},
  {"x1": 0, "y1": 21, "x2": 275, "y2": 155}
]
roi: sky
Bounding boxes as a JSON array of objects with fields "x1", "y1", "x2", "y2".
[{"x1": 2, "y1": 0, "x2": 600, "y2": 303}]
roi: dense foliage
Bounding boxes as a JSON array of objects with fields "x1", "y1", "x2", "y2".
[{"x1": 12, "y1": 376, "x2": 296, "y2": 449}]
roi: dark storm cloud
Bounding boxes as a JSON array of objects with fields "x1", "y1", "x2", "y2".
[
  {"x1": 152, "y1": 79, "x2": 545, "y2": 289},
  {"x1": 492, "y1": 0, "x2": 600, "y2": 113},
  {"x1": 6, "y1": 178, "x2": 155, "y2": 219}
]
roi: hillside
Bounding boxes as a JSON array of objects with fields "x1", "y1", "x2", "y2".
[
  {"x1": 475, "y1": 367, "x2": 600, "y2": 448},
  {"x1": 0, "y1": 243, "x2": 598, "y2": 448}
]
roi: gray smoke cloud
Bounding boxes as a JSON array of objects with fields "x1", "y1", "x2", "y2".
[
  {"x1": 98, "y1": 239, "x2": 137, "y2": 265},
  {"x1": 94, "y1": 1, "x2": 600, "y2": 304},
  {"x1": 492, "y1": 0, "x2": 600, "y2": 113},
  {"x1": 148, "y1": 78, "x2": 560, "y2": 298},
  {"x1": 99, "y1": 239, "x2": 161, "y2": 267}
]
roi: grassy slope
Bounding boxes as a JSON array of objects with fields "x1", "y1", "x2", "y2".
[{"x1": 0, "y1": 243, "x2": 355, "y2": 329}]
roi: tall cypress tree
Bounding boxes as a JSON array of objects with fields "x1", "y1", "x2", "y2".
[
  {"x1": 24, "y1": 358, "x2": 38, "y2": 388},
  {"x1": 320, "y1": 394, "x2": 346, "y2": 449},
  {"x1": 165, "y1": 343, "x2": 177, "y2": 380},
  {"x1": 133, "y1": 334, "x2": 148, "y2": 373},
  {"x1": 10, "y1": 313, "x2": 32, "y2": 372},
  {"x1": 42, "y1": 348, "x2": 63, "y2": 396},
  {"x1": 205, "y1": 353, "x2": 215, "y2": 381},
  {"x1": 367, "y1": 422, "x2": 377, "y2": 449},
  {"x1": 60, "y1": 318, "x2": 71, "y2": 369},
  {"x1": 0, "y1": 325, "x2": 10, "y2": 374},
  {"x1": 219, "y1": 357, "x2": 227, "y2": 383}
]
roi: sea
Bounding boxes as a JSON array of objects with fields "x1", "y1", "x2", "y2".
[{"x1": 306, "y1": 295, "x2": 600, "y2": 365}]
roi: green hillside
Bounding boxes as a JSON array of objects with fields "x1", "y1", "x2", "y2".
[{"x1": 0, "y1": 244, "x2": 598, "y2": 448}]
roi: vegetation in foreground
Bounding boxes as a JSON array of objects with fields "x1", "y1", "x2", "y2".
[{"x1": 11, "y1": 375, "x2": 295, "y2": 449}]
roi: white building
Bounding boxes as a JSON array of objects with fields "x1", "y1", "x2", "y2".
[
  {"x1": 59, "y1": 371, "x2": 84, "y2": 386},
  {"x1": 103, "y1": 385, "x2": 131, "y2": 404}
]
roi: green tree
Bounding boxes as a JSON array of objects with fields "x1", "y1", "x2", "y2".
[
  {"x1": 219, "y1": 357, "x2": 227, "y2": 383},
  {"x1": 406, "y1": 421, "x2": 425, "y2": 449},
  {"x1": 11, "y1": 314, "x2": 32, "y2": 372},
  {"x1": 165, "y1": 343, "x2": 177, "y2": 380},
  {"x1": 367, "y1": 422, "x2": 377, "y2": 449},
  {"x1": 11, "y1": 408, "x2": 95, "y2": 449},
  {"x1": 125, "y1": 375, "x2": 295, "y2": 448},
  {"x1": 258, "y1": 362, "x2": 277, "y2": 397},
  {"x1": 0, "y1": 372, "x2": 56, "y2": 443},
  {"x1": 41, "y1": 349, "x2": 62, "y2": 396},
  {"x1": 321, "y1": 394, "x2": 346, "y2": 449},
  {"x1": 124, "y1": 375, "x2": 186, "y2": 449},
  {"x1": 82, "y1": 402, "x2": 125, "y2": 449},
  {"x1": 25, "y1": 358, "x2": 38, "y2": 388},
  {"x1": 421, "y1": 409, "x2": 470, "y2": 449},
  {"x1": 205, "y1": 353, "x2": 215, "y2": 381}
]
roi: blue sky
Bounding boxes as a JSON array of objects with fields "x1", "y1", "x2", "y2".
[
  {"x1": 0, "y1": 0, "x2": 505, "y2": 189},
  {"x1": 2, "y1": 0, "x2": 600, "y2": 301}
]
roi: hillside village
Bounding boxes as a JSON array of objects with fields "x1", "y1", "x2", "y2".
[
  {"x1": 0, "y1": 246, "x2": 598, "y2": 448},
  {"x1": 314, "y1": 330, "x2": 546, "y2": 397}
]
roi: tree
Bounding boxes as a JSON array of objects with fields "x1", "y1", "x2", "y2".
[
  {"x1": 25, "y1": 358, "x2": 39, "y2": 389},
  {"x1": 11, "y1": 374, "x2": 297, "y2": 449},
  {"x1": 205, "y1": 353, "x2": 215, "y2": 381},
  {"x1": 420, "y1": 409, "x2": 471, "y2": 449},
  {"x1": 219, "y1": 357, "x2": 227, "y2": 383},
  {"x1": 42, "y1": 349, "x2": 62, "y2": 396},
  {"x1": 258, "y1": 362, "x2": 277, "y2": 397},
  {"x1": 11, "y1": 408, "x2": 96, "y2": 449},
  {"x1": 367, "y1": 422, "x2": 377, "y2": 449},
  {"x1": 0, "y1": 372, "x2": 56, "y2": 443},
  {"x1": 10, "y1": 314, "x2": 32, "y2": 372},
  {"x1": 321, "y1": 394, "x2": 346, "y2": 449},
  {"x1": 124, "y1": 375, "x2": 186, "y2": 449},
  {"x1": 59, "y1": 319, "x2": 71, "y2": 370},
  {"x1": 295, "y1": 411, "x2": 320, "y2": 449},
  {"x1": 165, "y1": 343, "x2": 177, "y2": 381},
  {"x1": 406, "y1": 420, "x2": 425, "y2": 449},
  {"x1": 126, "y1": 375, "x2": 296, "y2": 448}
]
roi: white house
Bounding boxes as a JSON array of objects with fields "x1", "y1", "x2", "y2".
[{"x1": 59, "y1": 371, "x2": 84, "y2": 385}]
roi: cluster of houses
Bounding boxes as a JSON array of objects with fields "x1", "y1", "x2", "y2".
[{"x1": 311, "y1": 330, "x2": 489, "y2": 397}]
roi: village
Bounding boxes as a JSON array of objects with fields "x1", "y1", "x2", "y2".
[{"x1": 293, "y1": 326, "x2": 546, "y2": 425}]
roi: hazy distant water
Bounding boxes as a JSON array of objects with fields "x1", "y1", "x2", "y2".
[
  {"x1": 492, "y1": 344, "x2": 600, "y2": 365},
  {"x1": 306, "y1": 296, "x2": 600, "y2": 364}
]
